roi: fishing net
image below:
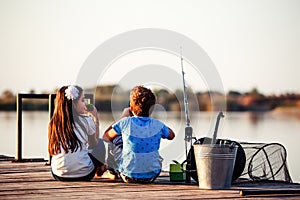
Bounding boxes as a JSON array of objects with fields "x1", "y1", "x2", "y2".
[
  {"x1": 237, "y1": 142, "x2": 292, "y2": 183},
  {"x1": 188, "y1": 138, "x2": 292, "y2": 183}
]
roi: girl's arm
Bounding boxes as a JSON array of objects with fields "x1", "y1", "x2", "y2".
[{"x1": 87, "y1": 106, "x2": 100, "y2": 146}]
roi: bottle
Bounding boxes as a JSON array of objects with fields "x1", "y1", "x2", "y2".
[{"x1": 86, "y1": 103, "x2": 94, "y2": 112}]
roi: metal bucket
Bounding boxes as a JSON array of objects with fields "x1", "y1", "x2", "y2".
[{"x1": 193, "y1": 144, "x2": 237, "y2": 189}]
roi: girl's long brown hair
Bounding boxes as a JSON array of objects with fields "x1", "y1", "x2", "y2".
[{"x1": 48, "y1": 85, "x2": 83, "y2": 156}]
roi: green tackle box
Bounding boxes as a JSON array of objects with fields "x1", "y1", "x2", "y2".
[{"x1": 169, "y1": 163, "x2": 186, "y2": 181}]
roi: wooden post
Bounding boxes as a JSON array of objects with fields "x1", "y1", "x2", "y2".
[
  {"x1": 49, "y1": 94, "x2": 56, "y2": 119},
  {"x1": 16, "y1": 94, "x2": 22, "y2": 162},
  {"x1": 15, "y1": 93, "x2": 94, "y2": 162},
  {"x1": 15, "y1": 93, "x2": 51, "y2": 162},
  {"x1": 46, "y1": 94, "x2": 56, "y2": 165}
]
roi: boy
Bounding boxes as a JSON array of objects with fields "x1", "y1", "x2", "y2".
[{"x1": 103, "y1": 85, "x2": 175, "y2": 183}]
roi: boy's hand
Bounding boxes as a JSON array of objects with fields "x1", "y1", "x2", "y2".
[{"x1": 121, "y1": 107, "x2": 131, "y2": 118}]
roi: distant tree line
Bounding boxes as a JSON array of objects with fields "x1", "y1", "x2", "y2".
[{"x1": 1, "y1": 85, "x2": 300, "y2": 112}]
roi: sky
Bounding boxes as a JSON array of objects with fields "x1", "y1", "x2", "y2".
[{"x1": 0, "y1": 0, "x2": 300, "y2": 95}]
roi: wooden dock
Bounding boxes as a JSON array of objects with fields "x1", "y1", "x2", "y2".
[{"x1": 1, "y1": 159, "x2": 300, "y2": 199}]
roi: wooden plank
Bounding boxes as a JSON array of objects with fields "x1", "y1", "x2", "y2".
[{"x1": 0, "y1": 161, "x2": 300, "y2": 199}]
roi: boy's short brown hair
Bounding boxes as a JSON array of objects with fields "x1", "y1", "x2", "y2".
[{"x1": 130, "y1": 86, "x2": 156, "y2": 117}]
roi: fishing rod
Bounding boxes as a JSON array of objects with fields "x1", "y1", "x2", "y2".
[
  {"x1": 180, "y1": 47, "x2": 193, "y2": 183},
  {"x1": 181, "y1": 48, "x2": 190, "y2": 128}
]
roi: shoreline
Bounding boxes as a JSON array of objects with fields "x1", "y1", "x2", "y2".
[{"x1": 271, "y1": 107, "x2": 300, "y2": 117}]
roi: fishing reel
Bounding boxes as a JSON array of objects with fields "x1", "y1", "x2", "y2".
[
  {"x1": 184, "y1": 126, "x2": 197, "y2": 183},
  {"x1": 184, "y1": 126, "x2": 194, "y2": 142}
]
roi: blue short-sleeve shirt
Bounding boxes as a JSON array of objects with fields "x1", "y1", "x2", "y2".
[{"x1": 112, "y1": 116, "x2": 170, "y2": 179}]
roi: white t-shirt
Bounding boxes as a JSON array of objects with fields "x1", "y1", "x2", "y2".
[{"x1": 51, "y1": 115, "x2": 96, "y2": 178}]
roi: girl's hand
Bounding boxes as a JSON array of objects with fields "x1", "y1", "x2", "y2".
[
  {"x1": 86, "y1": 104, "x2": 99, "y2": 124},
  {"x1": 86, "y1": 103, "x2": 94, "y2": 112},
  {"x1": 86, "y1": 104, "x2": 96, "y2": 114}
]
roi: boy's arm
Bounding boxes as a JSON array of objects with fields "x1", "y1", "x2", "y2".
[
  {"x1": 167, "y1": 127, "x2": 175, "y2": 140},
  {"x1": 103, "y1": 125, "x2": 119, "y2": 142},
  {"x1": 103, "y1": 107, "x2": 131, "y2": 142}
]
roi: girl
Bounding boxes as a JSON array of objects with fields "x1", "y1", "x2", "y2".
[{"x1": 48, "y1": 85, "x2": 105, "y2": 181}]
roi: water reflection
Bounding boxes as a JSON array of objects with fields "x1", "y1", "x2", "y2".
[
  {"x1": 247, "y1": 112, "x2": 265, "y2": 126},
  {"x1": 0, "y1": 111, "x2": 299, "y2": 182}
]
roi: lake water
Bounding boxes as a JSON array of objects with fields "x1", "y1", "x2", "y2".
[{"x1": 0, "y1": 110, "x2": 299, "y2": 182}]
